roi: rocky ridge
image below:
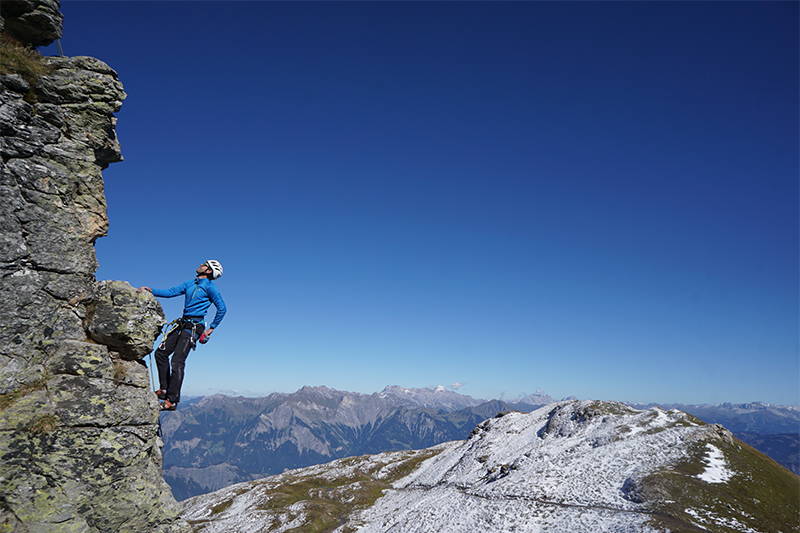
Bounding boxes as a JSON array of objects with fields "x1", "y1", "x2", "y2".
[
  {"x1": 182, "y1": 400, "x2": 800, "y2": 532},
  {"x1": 0, "y1": 2, "x2": 187, "y2": 531}
]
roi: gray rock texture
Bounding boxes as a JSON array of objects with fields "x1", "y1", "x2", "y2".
[
  {"x1": 88, "y1": 281, "x2": 166, "y2": 359},
  {"x1": 0, "y1": 0, "x2": 63, "y2": 47},
  {"x1": 0, "y1": 8, "x2": 188, "y2": 533}
]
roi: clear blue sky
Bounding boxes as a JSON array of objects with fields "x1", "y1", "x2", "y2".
[{"x1": 46, "y1": 1, "x2": 798, "y2": 404}]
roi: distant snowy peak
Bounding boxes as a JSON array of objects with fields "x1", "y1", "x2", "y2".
[
  {"x1": 631, "y1": 401, "x2": 800, "y2": 433},
  {"x1": 378, "y1": 385, "x2": 485, "y2": 410},
  {"x1": 183, "y1": 400, "x2": 799, "y2": 533},
  {"x1": 296, "y1": 384, "x2": 337, "y2": 394},
  {"x1": 718, "y1": 401, "x2": 800, "y2": 413},
  {"x1": 515, "y1": 390, "x2": 555, "y2": 405},
  {"x1": 279, "y1": 385, "x2": 484, "y2": 411}
]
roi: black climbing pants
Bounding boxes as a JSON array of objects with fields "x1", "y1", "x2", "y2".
[{"x1": 155, "y1": 322, "x2": 203, "y2": 404}]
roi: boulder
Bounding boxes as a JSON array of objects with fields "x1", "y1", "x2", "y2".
[{"x1": 88, "y1": 280, "x2": 165, "y2": 359}]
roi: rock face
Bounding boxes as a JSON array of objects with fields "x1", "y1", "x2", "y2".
[
  {"x1": 0, "y1": 0, "x2": 63, "y2": 47},
  {"x1": 0, "y1": 4, "x2": 188, "y2": 532}
]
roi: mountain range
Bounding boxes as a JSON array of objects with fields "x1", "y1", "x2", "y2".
[
  {"x1": 181, "y1": 400, "x2": 800, "y2": 532},
  {"x1": 161, "y1": 386, "x2": 799, "y2": 501},
  {"x1": 162, "y1": 386, "x2": 545, "y2": 500}
]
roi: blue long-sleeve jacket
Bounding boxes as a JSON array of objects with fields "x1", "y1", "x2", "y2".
[{"x1": 152, "y1": 278, "x2": 227, "y2": 329}]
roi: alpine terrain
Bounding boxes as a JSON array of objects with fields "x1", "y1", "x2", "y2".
[
  {"x1": 182, "y1": 400, "x2": 800, "y2": 532},
  {"x1": 163, "y1": 388, "x2": 799, "y2": 500},
  {"x1": 161, "y1": 385, "x2": 547, "y2": 499}
]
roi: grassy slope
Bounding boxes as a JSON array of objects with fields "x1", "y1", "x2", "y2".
[
  {"x1": 644, "y1": 428, "x2": 800, "y2": 533},
  {"x1": 0, "y1": 33, "x2": 51, "y2": 95},
  {"x1": 188, "y1": 448, "x2": 443, "y2": 533}
]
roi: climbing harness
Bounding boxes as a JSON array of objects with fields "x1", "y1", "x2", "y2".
[
  {"x1": 158, "y1": 315, "x2": 205, "y2": 346},
  {"x1": 158, "y1": 319, "x2": 181, "y2": 350}
]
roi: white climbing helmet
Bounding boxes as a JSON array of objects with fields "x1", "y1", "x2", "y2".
[{"x1": 205, "y1": 259, "x2": 223, "y2": 280}]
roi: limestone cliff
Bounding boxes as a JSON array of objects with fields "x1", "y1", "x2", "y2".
[{"x1": 0, "y1": 2, "x2": 188, "y2": 531}]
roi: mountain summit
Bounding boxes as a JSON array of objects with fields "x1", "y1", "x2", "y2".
[
  {"x1": 182, "y1": 400, "x2": 799, "y2": 532},
  {"x1": 377, "y1": 385, "x2": 485, "y2": 410}
]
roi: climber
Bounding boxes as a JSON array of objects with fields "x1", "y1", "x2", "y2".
[{"x1": 140, "y1": 260, "x2": 227, "y2": 411}]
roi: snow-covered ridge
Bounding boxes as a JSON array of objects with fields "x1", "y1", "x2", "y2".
[
  {"x1": 392, "y1": 401, "x2": 698, "y2": 494},
  {"x1": 353, "y1": 400, "x2": 714, "y2": 532},
  {"x1": 182, "y1": 400, "x2": 796, "y2": 533}
]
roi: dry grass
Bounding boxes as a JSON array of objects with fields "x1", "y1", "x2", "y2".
[
  {"x1": 0, "y1": 377, "x2": 47, "y2": 410},
  {"x1": 113, "y1": 361, "x2": 127, "y2": 383},
  {"x1": 252, "y1": 450, "x2": 442, "y2": 533},
  {"x1": 28, "y1": 413, "x2": 59, "y2": 434},
  {"x1": 0, "y1": 32, "x2": 50, "y2": 95}
]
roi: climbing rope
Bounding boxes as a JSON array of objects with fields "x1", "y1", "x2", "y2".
[
  {"x1": 148, "y1": 351, "x2": 157, "y2": 393},
  {"x1": 148, "y1": 342, "x2": 162, "y2": 438}
]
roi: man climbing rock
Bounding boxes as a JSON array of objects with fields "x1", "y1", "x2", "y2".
[{"x1": 141, "y1": 260, "x2": 227, "y2": 410}]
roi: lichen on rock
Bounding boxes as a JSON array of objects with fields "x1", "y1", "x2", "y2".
[
  {"x1": 0, "y1": 3, "x2": 188, "y2": 532},
  {"x1": 88, "y1": 281, "x2": 165, "y2": 360}
]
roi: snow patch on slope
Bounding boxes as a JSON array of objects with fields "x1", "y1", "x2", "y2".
[
  {"x1": 685, "y1": 507, "x2": 764, "y2": 533},
  {"x1": 696, "y1": 443, "x2": 734, "y2": 483}
]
